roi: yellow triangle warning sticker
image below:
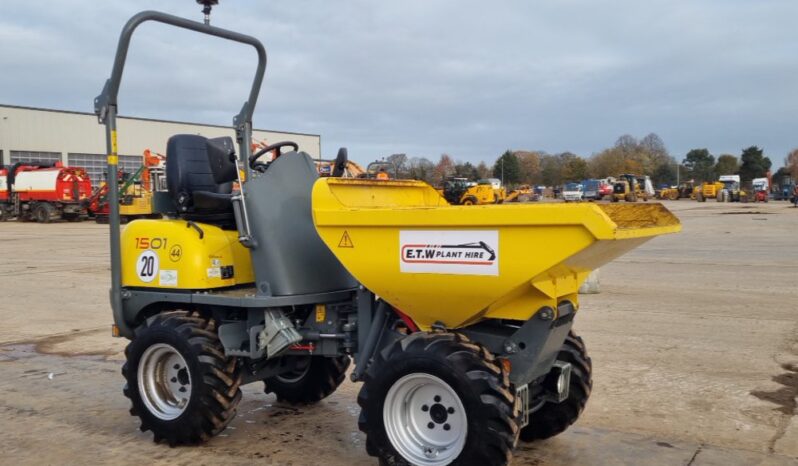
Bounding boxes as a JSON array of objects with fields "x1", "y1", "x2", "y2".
[{"x1": 338, "y1": 230, "x2": 354, "y2": 248}]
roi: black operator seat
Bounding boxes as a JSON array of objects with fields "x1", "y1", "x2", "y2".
[{"x1": 165, "y1": 134, "x2": 238, "y2": 227}]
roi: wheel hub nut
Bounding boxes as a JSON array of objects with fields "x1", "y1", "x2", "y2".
[{"x1": 430, "y1": 404, "x2": 448, "y2": 424}]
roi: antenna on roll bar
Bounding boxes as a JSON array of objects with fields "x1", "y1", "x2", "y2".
[{"x1": 196, "y1": 0, "x2": 219, "y2": 25}]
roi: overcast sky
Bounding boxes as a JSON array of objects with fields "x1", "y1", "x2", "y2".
[{"x1": 1, "y1": 0, "x2": 795, "y2": 166}]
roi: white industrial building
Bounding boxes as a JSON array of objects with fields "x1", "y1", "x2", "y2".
[{"x1": 0, "y1": 104, "x2": 321, "y2": 185}]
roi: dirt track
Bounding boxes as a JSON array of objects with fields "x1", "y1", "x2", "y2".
[{"x1": 1, "y1": 201, "x2": 796, "y2": 465}]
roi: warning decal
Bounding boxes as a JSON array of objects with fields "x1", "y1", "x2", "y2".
[
  {"x1": 338, "y1": 230, "x2": 354, "y2": 248},
  {"x1": 400, "y1": 230, "x2": 499, "y2": 276}
]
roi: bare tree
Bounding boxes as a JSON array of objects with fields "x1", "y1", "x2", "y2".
[
  {"x1": 433, "y1": 154, "x2": 456, "y2": 186},
  {"x1": 515, "y1": 151, "x2": 542, "y2": 185},
  {"x1": 786, "y1": 148, "x2": 798, "y2": 179},
  {"x1": 386, "y1": 153, "x2": 408, "y2": 177},
  {"x1": 408, "y1": 157, "x2": 435, "y2": 183}
]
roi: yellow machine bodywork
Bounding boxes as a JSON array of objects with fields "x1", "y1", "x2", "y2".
[
  {"x1": 611, "y1": 180, "x2": 634, "y2": 202},
  {"x1": 504, "y1": 186, "x2": 531, "y2": 202},
  {"x1": 312, "y1": 178, "x2": 680, "y2": 330},
  {"x1": 700, "y1": 181, "x2": 723, "y2": 200},
  {"x1": 658, "y1": 187, "x2": 679, "y2": 200},
  {"x1": 120, "y1": 186, "x2": 154, "y2": 217},
  {"x1": 463, "y1": 184, "x2": 505, "y2": 204},
  {"x1": 121, "y1": 219, "x2": 254, "y2": 289}
]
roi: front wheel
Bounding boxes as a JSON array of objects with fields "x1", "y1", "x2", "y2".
[
  {"x1": 122, "y1": 310, "x2": 242, "y2": 445},
  {"x1": 519, "y1": 331, "x2": 592, "y2": 441},
  {"x1": 263, "y1": 355, "x2": 350, "y2": 404},
  {"x1": 33, "y1": 203, "x2": 55, "y2": 223},
  {"x1": 358, "y1": 332, "x2": 518, "y2": 466}
]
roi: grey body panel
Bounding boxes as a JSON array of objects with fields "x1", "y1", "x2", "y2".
[
  {"x1": 244, "y1": 152, "x2": 357, "y2": 296},
  {"x1": 461, "y1": 301, "x2": 575, "y2": 385}
]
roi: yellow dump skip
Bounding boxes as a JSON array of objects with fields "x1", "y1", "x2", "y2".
[{"x1": 312, "y1": 178, "x2": 680, "y2": 329}]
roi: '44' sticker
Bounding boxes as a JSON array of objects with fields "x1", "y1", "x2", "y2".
[{"x1": 136, "y1": 250, "x2": 159, "y2": 283}]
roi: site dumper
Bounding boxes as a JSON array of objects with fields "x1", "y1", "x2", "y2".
[{"x1": 98, "y1": 6, "x2": 681, "y2": 466}]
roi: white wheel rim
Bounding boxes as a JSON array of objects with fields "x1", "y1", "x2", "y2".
[
  {"x1": 137, "y1": 343, "x2": 191, "y2": 421},
  {"x1": 383, "y1": 373, "x2": 467, "y2": 466}
]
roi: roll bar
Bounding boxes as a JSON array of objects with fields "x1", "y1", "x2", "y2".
[{"x1": 95, "y1": 10, "x2": 267, "y2": 338}]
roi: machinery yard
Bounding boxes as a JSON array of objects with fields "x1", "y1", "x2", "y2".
[
  {"x1": 1, "y1": 200, "x2": 796, "y2": 465},
  {"x1": 2, "y1": 3, "x2": 798, "y2": 465}
]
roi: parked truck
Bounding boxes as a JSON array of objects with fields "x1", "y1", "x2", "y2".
[
  {"x1": 772, "y1": 175, "x2": 796, "y2": 202},
  {"x1": 717, "y1": 174, "x2": 743, "y2": 202},
  {"x1": 748, "y1": 177, "x2": 769, "y2": 203},
  {"x1": 0, "y1": 161, "x2": 92, "y2": 222}
]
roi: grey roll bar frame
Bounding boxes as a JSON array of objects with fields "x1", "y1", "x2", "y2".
[{"x1": 94, "y1": 10, "x2": 267, "y2": 338}]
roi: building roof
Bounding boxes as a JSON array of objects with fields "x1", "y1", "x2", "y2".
[{"x1": 0, "y1": 103, "x2": 319, "y2": 138}]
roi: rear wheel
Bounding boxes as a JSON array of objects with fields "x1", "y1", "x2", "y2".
[
  {"x1": 461, "y1": 196, "x2": 478, "y2": 206},
  {"x1": 358, "y1": 332, "x2": 518, "y2": 466},
  {"x1": 122, "y1": 310, "x2": 242, "y2": 445},
  {"x1": 263, "y1": 355, "x2": 350, "y2": 404},
  {"x1": 519, "y1": 331, "x2": 592, "y2": 441}
]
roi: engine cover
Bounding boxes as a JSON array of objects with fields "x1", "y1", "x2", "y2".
[{"x1": 121, "y1": 219, "x2": 254, "y2": 289}]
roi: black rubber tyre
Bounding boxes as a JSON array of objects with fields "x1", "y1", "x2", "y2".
[
  {"x1": 122, "y1": 310, "x2": 242, "y2": 445},
  {"x1": 33, "y1": 203, "x2": 54, "y2": 223},
  {"x1": 263, "y1": 355, "x2": 350, "y2": 404},
  {"x1": 358, "y1": 332, "x2": 518, "y2": 466},
  {"x1": 519, "y1": 331, "x2": 592, "y2": 442},
  {"x1": 461, "y1": 196, "x2": 478, "y2": 206}
]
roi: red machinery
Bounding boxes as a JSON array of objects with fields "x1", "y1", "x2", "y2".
[
  {"x1": 86, "y1": 149, "x2": 165, "y2": 223},
  {"x1": 0, "y1": 161, "x2": 92, "y2": 222}
]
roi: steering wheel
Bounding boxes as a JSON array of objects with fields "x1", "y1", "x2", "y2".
[
  {"x1": 332, "y1": 147, "x2": 348, "y2": 177},
  {"x1": 249, "y1": 141, "x2": 299, "y2": 171}
]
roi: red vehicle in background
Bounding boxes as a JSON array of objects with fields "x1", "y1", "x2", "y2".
[
  {"x1": 598, "y1": 179, "x2": 614, "y2": 198},
  {"x1": 582, "y1": 178, "x2": 614, "y2": 201},
  {"x1": 0, "y1": 161, "x2": 92, "y2": 222}
]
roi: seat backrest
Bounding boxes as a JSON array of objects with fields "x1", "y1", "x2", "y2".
[{"x1": 166, "y1": 134, "x2": 232, "y2": 211}]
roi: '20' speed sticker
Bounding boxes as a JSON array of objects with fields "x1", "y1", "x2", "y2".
[{"x1": 136, "y1": 250, "x2": 159, "y2": 283}]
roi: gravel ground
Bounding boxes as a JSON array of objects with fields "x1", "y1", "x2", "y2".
[{"x1": 0, "y1": 200, "x2": 796, "y2": 465}]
